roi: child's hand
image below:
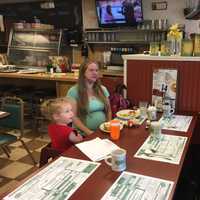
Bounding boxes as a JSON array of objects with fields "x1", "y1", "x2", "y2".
[
  {"x1": 69, "y1": 130, "x2": 83, "y2": 143},
  {"x1": 76, "y1": 133, "x2": 83, "y2": 141}
]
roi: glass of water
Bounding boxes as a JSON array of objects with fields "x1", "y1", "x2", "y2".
[{"x1": 139, "y1": 101, "x2": 148, "y2": 118}]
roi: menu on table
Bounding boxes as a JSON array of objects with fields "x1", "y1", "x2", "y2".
[
  {"x1": 75, "y1": 137, "x2": 120, "y2": 162},
  {"x1": 101, "y1": 171, "x2": 173, "y2": 200},
  {"x1": 4, "y1": 157, "x2": 100, "y2": 200},
  {"x1": 134, "y1": 134, "x2": 187, "y2": 164},
  {"x1": 159, "y1": 115, "x2": 193, "y2": 132}
]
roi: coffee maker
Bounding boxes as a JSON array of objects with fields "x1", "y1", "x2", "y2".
[{"x1": 103, "y1": 47, "x2": 135, "y2": 70}]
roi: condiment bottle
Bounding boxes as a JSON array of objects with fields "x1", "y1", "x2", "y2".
[{"x1": 46, "y1": 63, "x2": 53, "y2": 73}]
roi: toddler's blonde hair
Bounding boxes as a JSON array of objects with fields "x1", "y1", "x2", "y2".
[{"x1": 41, "y1": 97, "x2": 72, "y2": 121}]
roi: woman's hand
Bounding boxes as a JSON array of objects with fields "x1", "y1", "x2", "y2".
[
  {"x1": 87, "y1": 130, "x2": 94, "y2": 135},
  {"x1": 73, "y1": 116, "x2": 94, "y2": 136}
]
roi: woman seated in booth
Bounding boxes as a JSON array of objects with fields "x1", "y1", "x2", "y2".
[{"x1": 67, "y1": 59, "x2": 112, "y2": 136}]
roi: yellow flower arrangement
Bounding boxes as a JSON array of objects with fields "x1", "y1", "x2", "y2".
[{"x1": 167, "y1": 24, "x2": 182, "y2": 40}]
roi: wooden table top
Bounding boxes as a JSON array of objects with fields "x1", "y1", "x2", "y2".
[
  {"x1": 0, "y1": 115, "x2": 197, "y2": 200},
  {"x1": 63, "y1": 117, "x2": 196, "y2": 200}
]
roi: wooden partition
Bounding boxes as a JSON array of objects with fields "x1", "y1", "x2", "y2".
[{"x1": 124, "y1": 56, "x2": 200, "y2": 113}]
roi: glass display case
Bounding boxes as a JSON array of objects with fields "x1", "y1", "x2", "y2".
[{"x1": 7, "y1": 28, "x2": 63, "y2": 67}]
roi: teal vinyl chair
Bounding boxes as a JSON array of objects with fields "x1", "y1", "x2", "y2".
[{"x1": 0, "y1": 96, "x2": 36, "y2": 165}]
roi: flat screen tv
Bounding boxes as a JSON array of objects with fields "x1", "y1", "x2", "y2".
[{"x1": 96, "y1": 0, "x2": 143, "y2": 28}]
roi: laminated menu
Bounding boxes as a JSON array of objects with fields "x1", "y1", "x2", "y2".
[
  {"x1": 101, "y1": 171, "x2": 173, "y2": 200},
  {"x1": 134, "y1": 134, "x2": 187, "y2": 164},
  {"x1": 159, "y1": 115, "x2": 193, "y2": 132},
  {"x1": 3, "y1": 157, "x2": 100, "y2": 200}
]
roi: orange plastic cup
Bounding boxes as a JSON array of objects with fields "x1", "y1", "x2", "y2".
[{"x1": 110, "y1": 120, "x2": 120, "y2": 140}]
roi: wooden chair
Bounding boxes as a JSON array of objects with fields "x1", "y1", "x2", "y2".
[
  {"x1": 39, "y1": 143, "x2": 60, "y2": 168},
  {"x1": 0, "y1": 96, "x2": 37, "y2": 165}
]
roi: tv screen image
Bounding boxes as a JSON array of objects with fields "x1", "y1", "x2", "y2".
[{"x1": 96, "y1": 0, "x2": 143, "y2": 27}]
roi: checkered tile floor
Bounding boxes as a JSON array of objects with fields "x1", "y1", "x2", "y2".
[{"x1": 0, "y1": 129, "x2": 50, "y2": 195}]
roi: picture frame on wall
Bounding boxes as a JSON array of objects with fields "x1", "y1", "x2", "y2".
[{"x1": 152, "y1": 69, "x2": 178, "y2": 112}]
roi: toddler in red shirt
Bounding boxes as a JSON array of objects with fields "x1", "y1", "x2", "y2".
[{"x1": 41, "y1": 97, "x2": 83, "y2": 153}]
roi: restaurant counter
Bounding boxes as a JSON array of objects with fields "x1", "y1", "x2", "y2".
[
  {"x1": 122, "y1": 54, "x2": 200, "y2": 113},
  {"x1": 0, "y1": 69, "x2": 124, "y2": 97}
]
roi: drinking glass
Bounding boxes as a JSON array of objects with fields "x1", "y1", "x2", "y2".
[
  {"x1": 139, "y1": 101, "x2": 148, "y2": 117},
  {"x1": 149, "y1": 121, "x2": 162, "y2": 140},
  {"x1": 150, "y1": 42, "x2": 159, "y2": 56},
  {"x1": 110, "y1": 120, "x2": 120, "y2": 140}
]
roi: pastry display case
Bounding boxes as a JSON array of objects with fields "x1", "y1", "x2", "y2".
[{"x1": 7, "y1": 28, "x2": 63, "y2": 67}]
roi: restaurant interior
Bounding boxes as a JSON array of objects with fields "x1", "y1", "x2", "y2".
[{"x1": 0, "y1": 0, "x2": 200, "y2": 199}]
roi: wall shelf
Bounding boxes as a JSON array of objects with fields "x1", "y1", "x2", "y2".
[{"x1": 84, "y1": 28, "x2": 167, "y2": 45}]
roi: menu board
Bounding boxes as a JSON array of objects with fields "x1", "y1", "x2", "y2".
[{"x1": 152, "y1": 69, "x2": 178, "y2": 111}]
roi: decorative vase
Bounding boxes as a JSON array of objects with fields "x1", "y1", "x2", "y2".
[
  {"x1": 170, "y1": 39, "x2": 181, "y2": 56},
  {"x1": 171, "y1": 39, "x2": 176, "y2": 55}
]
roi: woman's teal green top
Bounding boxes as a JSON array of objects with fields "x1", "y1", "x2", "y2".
[{"x1": 67, "y1": 85, "x2": 109, "y2": 135}]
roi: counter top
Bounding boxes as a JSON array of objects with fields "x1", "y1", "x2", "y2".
[
  {"x1": 122, "y1": 54, "x2": 200, "y2": 61},
  {"x1": 0, "y1": 70, "x2": 123, "y2": 81},
  {"x1": 0, "y1": 72, "x2": 78, "y2": 82}
]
